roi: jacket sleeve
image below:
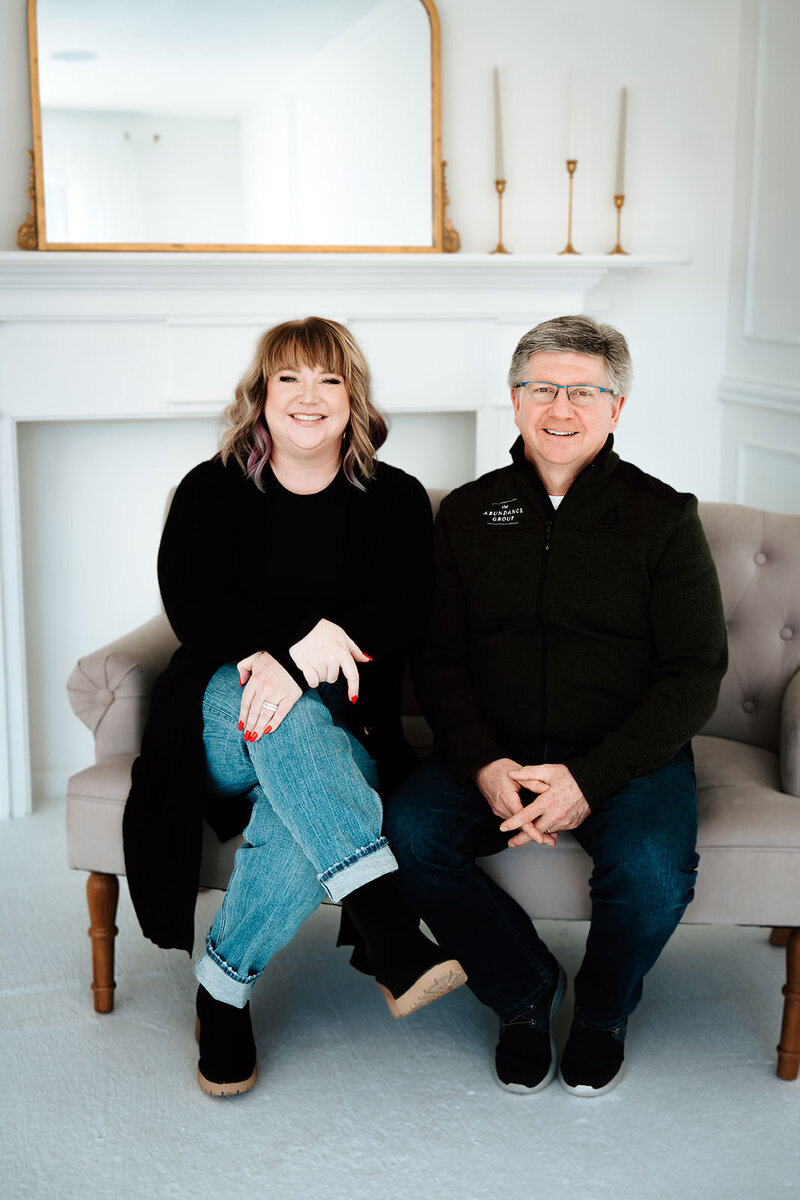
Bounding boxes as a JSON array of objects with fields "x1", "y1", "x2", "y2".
[
  {"x1": 564, "y1": 496, "x2": 728, "y2": 807},
  {"x1": 411, "y1": 498, "x2": 508, "y2": 782}
]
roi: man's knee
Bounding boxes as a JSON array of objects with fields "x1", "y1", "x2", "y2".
[
  {"x1": 384, "y1": 774, "x2": 464, "y2": 874},
  {"x1": 592, "y1": 835, "x2": 698, "y2": 913}
]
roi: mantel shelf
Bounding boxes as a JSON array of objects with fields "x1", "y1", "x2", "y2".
[{"x1": 0, "y1": 250, "x2": 690, "y2": 296}]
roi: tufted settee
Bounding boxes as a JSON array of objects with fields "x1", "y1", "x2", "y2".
[{"x1": 66, "y1": 500, "x2": 800, "y2": 1080}]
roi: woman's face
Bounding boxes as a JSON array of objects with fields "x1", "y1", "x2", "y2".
[{"x1": 264, "y1": 363, "x2": 351, "y2": 464}]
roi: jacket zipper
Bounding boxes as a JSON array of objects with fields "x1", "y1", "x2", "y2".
[{"x1": 537, "y1": 518, "x2": 553, "y2": 732}]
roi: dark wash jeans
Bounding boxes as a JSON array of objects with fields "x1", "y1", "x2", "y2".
[{"x1": 384, "y1": 742, "x2": 699, "y2": 1026}]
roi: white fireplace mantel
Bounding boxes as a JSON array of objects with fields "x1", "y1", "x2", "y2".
[
  {"x1": 0, "y1": 250, "x2": 689, "y2": 818},
  {"x1": 0, "y1": 251, "x2": 687, "y2": 299}
]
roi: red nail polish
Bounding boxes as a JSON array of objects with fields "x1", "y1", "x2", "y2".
[
  {"x1": 363, "y1": 655, "x2": 373, "y2": 662},
  {"x1": 238, "y1": 721, "x2": 244, "y2": 731},
  {"x1": 350, "y1": 695, "x2": 358, "y2": 704},
  {"x1": 264, "y1": 725, "x2": 272, "y2": 734},
  {"x1": 239, "y1": 677, "x2": 244, "y2": 687},
  {"x1": 245, "y1": 730, "x2": 252, "y2": 741}
]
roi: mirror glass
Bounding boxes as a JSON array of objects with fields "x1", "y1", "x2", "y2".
[{"x1": 31, "y1": 0, "x2": 440, "y2": 249}]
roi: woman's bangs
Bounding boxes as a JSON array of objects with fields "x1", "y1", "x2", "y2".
[{"x1": 264, "y1": 327, "x2": 347, "y2": 381}]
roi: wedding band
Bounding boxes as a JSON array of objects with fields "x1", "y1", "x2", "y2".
[{"x1": 261, "y1": 701, "x2": 278, "y2": 712}]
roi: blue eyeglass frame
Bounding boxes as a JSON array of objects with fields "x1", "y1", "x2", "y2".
[{"x1": 516, "y1": 381, "x2": 618, "y2": 402}]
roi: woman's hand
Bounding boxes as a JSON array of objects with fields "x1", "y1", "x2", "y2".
[
  {"x1": 236, "y1": 651, "x2": 302, "y2": 741},
  {"x1": 289, "y1": 618, "x2": 371, "y2": 702}
]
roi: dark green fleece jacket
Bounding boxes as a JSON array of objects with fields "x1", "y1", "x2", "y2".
[{"x1": 414, "y1": 435, "x2": 728, "y2": 809}]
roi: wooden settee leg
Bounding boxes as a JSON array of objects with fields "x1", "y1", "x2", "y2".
[
  {"x1": 87, "y1": 871, "x2": 119, "y2": 1013},
  {"x1": 777, "y1": 927, "x2": 800, "y2": 1080},
  {"x1": 770, "y1": 927, "x2": 791, "y2": 947}
]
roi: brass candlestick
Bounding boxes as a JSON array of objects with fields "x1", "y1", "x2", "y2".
[
  {"x1": 491, "y1": 180, "x2": 510, "y2": 254},
  {"x1": 558, "y1": 159, "x2": 580, "y2": 255},
  {"x1": 609, "y1": 194, "x2": 629, "y2": 255}
]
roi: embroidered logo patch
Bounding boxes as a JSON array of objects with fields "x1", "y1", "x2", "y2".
[
  {"x1": 483, "y1": 498, "x2": 525, "y2": 526},
  {"x1": 599, "y1": 504, "x2": 622, "y2": 526}
]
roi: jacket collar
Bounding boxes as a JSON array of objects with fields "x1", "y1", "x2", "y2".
[{"x1": 509, "y1": 434, "x2": 619, "y2": 507}]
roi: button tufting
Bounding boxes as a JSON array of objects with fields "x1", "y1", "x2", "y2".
[
  {"x1": 781, "y1": 627, "x2": 794, "y2": 641},
  {"x1": 754, "y1": 552, "x2": 767, "y2": 566},
  {"x1": 742, "y1": 699, "x2": 755, "y2": 714},
  {"x1": 97, "y1": 688, "x2": 114, "y2": 706}
]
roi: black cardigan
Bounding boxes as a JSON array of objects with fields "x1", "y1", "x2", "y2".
[{"x1": 123, "y1": 456, "x2": 433, "y2": 953}]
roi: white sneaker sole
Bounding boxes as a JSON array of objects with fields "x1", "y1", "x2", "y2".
[{"x1": 558, "y1": 1058, "x2": 626, "y2": 1097}]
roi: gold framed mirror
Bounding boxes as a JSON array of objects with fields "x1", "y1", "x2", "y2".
[{"x1": 25, "y1": 0, "x2": 443, "y2": 252}]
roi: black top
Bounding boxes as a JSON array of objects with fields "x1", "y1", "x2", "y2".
[
  {"x1": 123, "y1": 455, "x2": 433, "y2": 953},
  {"x1": 414, "y1": 435, "x2": 728, "y2": 806}
]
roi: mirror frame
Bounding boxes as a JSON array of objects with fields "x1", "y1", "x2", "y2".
[{"x1": 25, "y1": 0, "x2": 443, "y2": 253}]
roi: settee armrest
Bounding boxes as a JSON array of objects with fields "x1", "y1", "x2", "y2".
[
  {"x1": 781, "y1": 668, "x2": 800, "y2": 798},
  {"x1": 66, "y1": 614, "x2": 179, "y2": 762}
]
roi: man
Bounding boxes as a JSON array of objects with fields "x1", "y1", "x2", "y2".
[{"x1": 385, "y1": 315, "x2": 727, "y2": 1096}]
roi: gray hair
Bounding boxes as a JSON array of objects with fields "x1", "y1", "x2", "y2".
[{"x1": 507, "y1": 315, "x2": 633, "y2": 396}]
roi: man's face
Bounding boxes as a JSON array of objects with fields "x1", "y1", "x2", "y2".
[{"x1": 511, "y1": 350, "x2": 625, "y2": 486}]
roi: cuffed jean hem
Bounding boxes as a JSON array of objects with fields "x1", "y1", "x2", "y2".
[
  {"x1": 195, "y1": 938, "x2": 259, "y2": 1009},
  {"x1": 320, "y1": 837, "x2": 398, "y2": 903}
]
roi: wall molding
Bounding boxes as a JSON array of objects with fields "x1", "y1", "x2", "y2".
[
  {"x1": 718, "y1": 373, "x2": 800, "y2": 415},
  {"x1": 744, "y1": 0, "x2": 800, "y2": 346},
  {"x1": 735, "y1": 439, "x2": 800, "y2": 505}
]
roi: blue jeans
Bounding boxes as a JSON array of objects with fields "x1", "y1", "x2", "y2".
[
  {"x1": 195, "y1": 664, "x2": 397, "y2": 1007},
  {"x1": 384, "y1": 744, "x2": 699, "y2": 1026}
]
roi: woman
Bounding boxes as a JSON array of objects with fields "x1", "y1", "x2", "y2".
[{"x1": 123, "y1": 317, "x2": 465, "y2": 1096}]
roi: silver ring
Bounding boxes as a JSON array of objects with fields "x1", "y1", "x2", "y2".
[{"x1": 260, "y1": 701, "x2": 279, "y2": 712}]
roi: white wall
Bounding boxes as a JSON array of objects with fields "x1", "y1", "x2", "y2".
[
  {"x1": 720, "y1": 0, "x2": 800, "y2": 512},
  {"x1": 4, "y1": 0, "x2": 793, "y2": 807}
]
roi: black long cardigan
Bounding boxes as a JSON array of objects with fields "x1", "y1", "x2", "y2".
[{"x1": 123, "y1": 456, "x2": 433, "y2": 953}]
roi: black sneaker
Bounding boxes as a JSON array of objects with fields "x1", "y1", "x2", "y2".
[
  {"x1": 558, "y1": 1012, "x2": 627, "y2": 1097},
  {"x1": 195, "y1": 985, "x2": 258, "y2": 1096},
  {"x1": 495, "y1": 963, "x2": 566, "y2": 1094}
]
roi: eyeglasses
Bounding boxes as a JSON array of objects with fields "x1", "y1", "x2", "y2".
[{"x1": 515, "y1": 381, "x2": 617, "y2": 407}]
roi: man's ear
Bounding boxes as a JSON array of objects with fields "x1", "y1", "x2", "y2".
[{"x1": 610, "y1": 394, "x2": 626, "y2": 427}]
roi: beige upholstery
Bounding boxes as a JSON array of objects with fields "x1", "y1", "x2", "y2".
[{"x1": 65, "y1": 499, "x2": 800, "y2": 1078}]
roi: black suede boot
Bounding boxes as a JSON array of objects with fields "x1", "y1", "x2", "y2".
[
  {"x1": 340, "y1": 874, "x2": 467, "y2": 1018},
  {"x1": 195, "y1": 985, "x2": 258, "y2": 1096}
]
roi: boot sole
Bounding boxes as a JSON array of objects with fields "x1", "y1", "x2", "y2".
[
  {"x1": 194, "y1": 1016, "x2": 258, "y2": 1097},
  {"x1": 378, "y1": 960, "x2": 467, "y2": 1019}
]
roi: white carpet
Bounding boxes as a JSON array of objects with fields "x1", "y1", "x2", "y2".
[{"x1": 1, "y1": 797, "x2": 797, "y2": 1200}]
